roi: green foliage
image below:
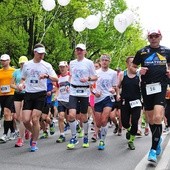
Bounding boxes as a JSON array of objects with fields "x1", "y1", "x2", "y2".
[{"x1": 0, "y1": 0, "x2": 146, "y2": 70}]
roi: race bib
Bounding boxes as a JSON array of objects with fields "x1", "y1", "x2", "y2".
[
  {"x1": 146, "y1": 83, "x2": 161, "y2": 95},
  {"x1": 60, "y1": 86, "x2": 67, "y2": 94},
  {"x1": 129, "y1": 99, "x2": 142, "y2": 108},
  {"x1": 75, "y1": 87, "x2": 87, "y2": 96},
  {"x1": 1, "y1": 85, "x2": 10, "y2": 93},
  {"x1": 29, "y1": 79, "x2": 39, "y2": 87}
]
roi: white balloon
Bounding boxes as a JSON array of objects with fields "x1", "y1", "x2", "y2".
[
  {"x1": 114, "y1": 14, "x2": 128, "y2": 33},
  {"x1": 57, "y1": 0, "x2": 71, "y2": 6},
  {"x1": 85, "y1": 15, "x2": 100, "y2": 30},
  {"x1": 42, "y1": 0, "x2": 56, "y2": 11},
  {"x1": 123, "y1": 10, "x2": 134, "y2": 26},
  {"x1": 73, "y1": 18, "x2": 86, "y2": 32}
]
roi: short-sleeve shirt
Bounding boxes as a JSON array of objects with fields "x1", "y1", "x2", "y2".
[
  {"x1": 69, "y1": 57, "x2": 96, "y2": 97},
  {"x1": 21, "y1": 59, "x2": 57, "y2": 93},
  {"x1": 0, "y1": 67, "x2": 15, "y2": 96},
  {"x1": 94, "y1": 68, "x2": 117, "y2": 103},
  {"x1": 133, "y1": 45, "x2": 170, "y2": 84}
]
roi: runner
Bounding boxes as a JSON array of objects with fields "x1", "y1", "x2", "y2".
[
  {"x1": 117, "y1": 56, "x2": 142, "y2": 150},
  {"x1": 93, "y1": 54, "x2": 117, "y2": 150},
  {"x1": 132, "y1": 28, "x2": 170, "y2": 162},
  {"x1": 67, "y1": 43, "x2": 97, "y2": 149},
  {"x1": 19, "y1": 43, "x2": 58, "y2": 152},
  {"x1": 56, "y1": 61, "x2": 70, "y2": 143},
  {"x1": 0, "y1": 54, "x2": 16, "y2": 143},
  {"x1": 10, "y1": 56, "x2": 29, "y2": 147}
]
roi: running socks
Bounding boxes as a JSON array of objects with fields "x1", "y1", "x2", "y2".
[
  {"x1": 83, "y1": 121, "x2": 89, "y2": 137},
  {"x1": 69, "y1": 120, "x2": 77, "y2": 138},
  {"x1": 150, "y1": 124, "x2": 162, "y2": 150},
  {"x1": 100, "y1": 125, "x2": 108, "y2": 141}
]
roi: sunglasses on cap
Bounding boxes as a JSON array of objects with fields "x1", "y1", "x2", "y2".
[{"x1": 148, "y1": 34, "x2": 160, "y2": 39}]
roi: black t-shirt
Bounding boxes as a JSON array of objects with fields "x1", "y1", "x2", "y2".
[{"x1": 133, "y1": 45, "x2": 170, "y2": 84}]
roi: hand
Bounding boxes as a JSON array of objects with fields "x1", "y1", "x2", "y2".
[
  {"x1": 166, "y1": 70, "x2": 170, "y2": 78},
  {"x1": 109, "y1": 87, "x2": 115, "y2": 94},
  {"x1": 80, "y1": 77, "x2": 88, "y2": 83},
  {"x1": 139, "y1": 67, "x2": 148, "y2": 75},
  {"x1": 18, "y1": 83, "x2": 25, "y2": 91},
  {"x1": 39, "y1": 74, "x2": 49, "y2": 79},
  {"x1": 95, "y1": 91, "x2": 102, "y2": 98}
]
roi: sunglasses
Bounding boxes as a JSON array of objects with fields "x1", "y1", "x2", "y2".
[{"x1": 148, "y1": 34, "x2": 160, "y2": 39}]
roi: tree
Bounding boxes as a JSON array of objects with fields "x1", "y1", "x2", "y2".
[{"x1": 0, "y1": 0, "x2": 146, "y2": 70}]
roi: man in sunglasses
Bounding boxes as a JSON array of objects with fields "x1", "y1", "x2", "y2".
[{"x1": 131, "y1": 28, "x2": 170, "y2": 163}]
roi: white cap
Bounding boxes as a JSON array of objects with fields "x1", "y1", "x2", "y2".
[
  {"x1": 75, "y1": 43, "x2": 86, "y2": 50},
  {"x1": 34, "y1": 47, "x2": 46, "y2": 54},
  {"x1": 147, "y1": 28, "x2": 161, "y2": 35},
  {"x1": 0, "y1": 54, "x2": 10, "y2": 60},
  {"x1": 59, "y1": 61, "x2": 68, "y2": 66}
]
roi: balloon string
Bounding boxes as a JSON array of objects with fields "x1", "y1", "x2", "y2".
[
  {"x1": 117, "y1": 34, "x2": 124, "y2": 68},
  {"x1": 40, "y1": 6, "x2": 60, "y2": 43}
]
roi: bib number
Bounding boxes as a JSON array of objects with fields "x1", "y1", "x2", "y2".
[
  {"x1": 146, "y1": 83, "x2": 161, "y2": 95},
  {"x1": 75, "y1": 87, "x2": 87, "y2": 96},
  {"x1": 129, "y1": 99, "x2": 142, "y2": 108},
  {"x1": 1, "y1": 85, "x2": 10, "y2": 93}
]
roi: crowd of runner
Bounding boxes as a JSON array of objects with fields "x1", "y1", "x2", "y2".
[{"x1": 0, "y1": 28, "x2": 170, "y2": 164}]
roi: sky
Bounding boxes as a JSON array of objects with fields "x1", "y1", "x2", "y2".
[{"x1": 125, "y1": 0, "x2": 170, "y2": 47}]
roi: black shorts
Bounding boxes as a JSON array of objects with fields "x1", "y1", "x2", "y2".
[
  {"x1": 58, "y1": 101, "x2": 69, "y2": 114},
  {"x1": 14, "y1": 92, "x2": 25, "y2": 102},
  {"x1": 141, "y1": 84, "x2": 167, "y2": 111},
  {"x1": 69, "y1": 95, "x2": 89, "y2": 114},
  {"x1": 42, "y1": 103, "x2": 52, "y2": 114},
  {"x1": 23, "y1": 91, "x2": 46, "y2": 112},
  {"x1": 0, "y1": 95, "x2": 15, "y2": 113}
]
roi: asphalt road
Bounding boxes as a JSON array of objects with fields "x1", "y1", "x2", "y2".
[{"x1": 0, "y1": 119, "x2": 170, "y2": 170}]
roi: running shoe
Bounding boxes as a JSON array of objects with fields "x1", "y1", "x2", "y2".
[
  {"x1": 156, "y1": 137, "x2": 162, "y2": 156},
  {"x1": 118, "y1": 128, "x2": 122, "y2": 136},
  {"x1": 67, "y1": 138, "x2": 79, "y2": 149},
  {"x1": 9, "y1": 132, "x2": 17, "y2": 140},
  {"x1": 113, "y1": 124, "x2": 119, "y2": 134},
  {"x1": 77, "y1": 125, "x2": 83, "y2": 138},
  {"x1": 126, "y1": 131, "x2": 130, "y2": 140},
  {"x1": 25, "y1": 130, "x2": 30, "y2": 140},
  {"x1": 50, "y1": 122, "x2": 55, "y2": 135},
  {"x1": 144, "y1": 127, "x2": 149, "y2": 136},
  {"x1": 148, "y1": 149, "x2": 157, "y2": 163},
  {"x1": 91, "y1": 133, "x2": 97, "y2": 142},
  {"x1": 15, "y1": 138, "x2": 24, "y2": 147},
  {"x1": 98, "y1": 140, "x2": 105, "y2": 150},
  {"x1": 0, "y1": 134, "x2": 8, "y2": 143},
  {"x1": 128, "y1": 141, "x2": 135, "y2": 150},
  {"x1": 40, "y1": 132, "x2": 48, "y2": 139},
  {"x1": 56, "y1": 135, "x2": 66, "y2": 143},
  {"x1": 163, "y1": 127, "x2": 169, "y2": 134},
  {"x1": 136, "y1": 130, "x2": 142, "y2": 137},
  {"x1": 82, "y1": 137, "x2": 89, "y2": 148},
  {"x1": 30, "y1": 142, "x2": 38, "y2": 152}
]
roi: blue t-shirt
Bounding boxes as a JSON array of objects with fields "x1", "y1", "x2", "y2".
[
  {"x1": 46, "y1": 79, "x2": 53, "y2": 104},
  {"x1": 13, "y1": 68, "x2": 25, "y2": 93}
]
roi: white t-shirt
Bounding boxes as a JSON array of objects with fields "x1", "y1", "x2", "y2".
[
  {"x1": 95, "y1": 68, "x2": 117, "y2": 103},
  {"x1": 69, "y1": 57, "x2": 96, "y2": 97},
  {"x1": 57, "y1": 74, "x2": 70, "y2": 102},
  {"x1": 21, "y1": 59, "x2": 57, "y2": 93}
]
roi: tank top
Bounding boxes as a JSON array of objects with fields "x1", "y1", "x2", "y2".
[{"x1": 121, "y1": 70, "x2": 141, "y2": 101}]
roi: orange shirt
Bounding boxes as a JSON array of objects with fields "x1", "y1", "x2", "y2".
[{"x1": 0, "y1": 67, "x2": 15, "y2": 96}]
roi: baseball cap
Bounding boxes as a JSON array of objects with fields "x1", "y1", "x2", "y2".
[
  {"x1": 0, "y1": 54, "x2": 10, "y2": 60},
  {"x1": 19, "y1": 56, "x2": 28, "y2": 64},
  {"x1": 75, "y1": 43, "x2": 86, "y2": 50},
  {"x1": 147, "y1": 28, "x2": 161, "y2": 35},
  {"x1": 59, "y1": 61, "x2": 68, "y2": 66},
  {"x1": 34, "y1": 47, "x2": 46, "y2": 54}
]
